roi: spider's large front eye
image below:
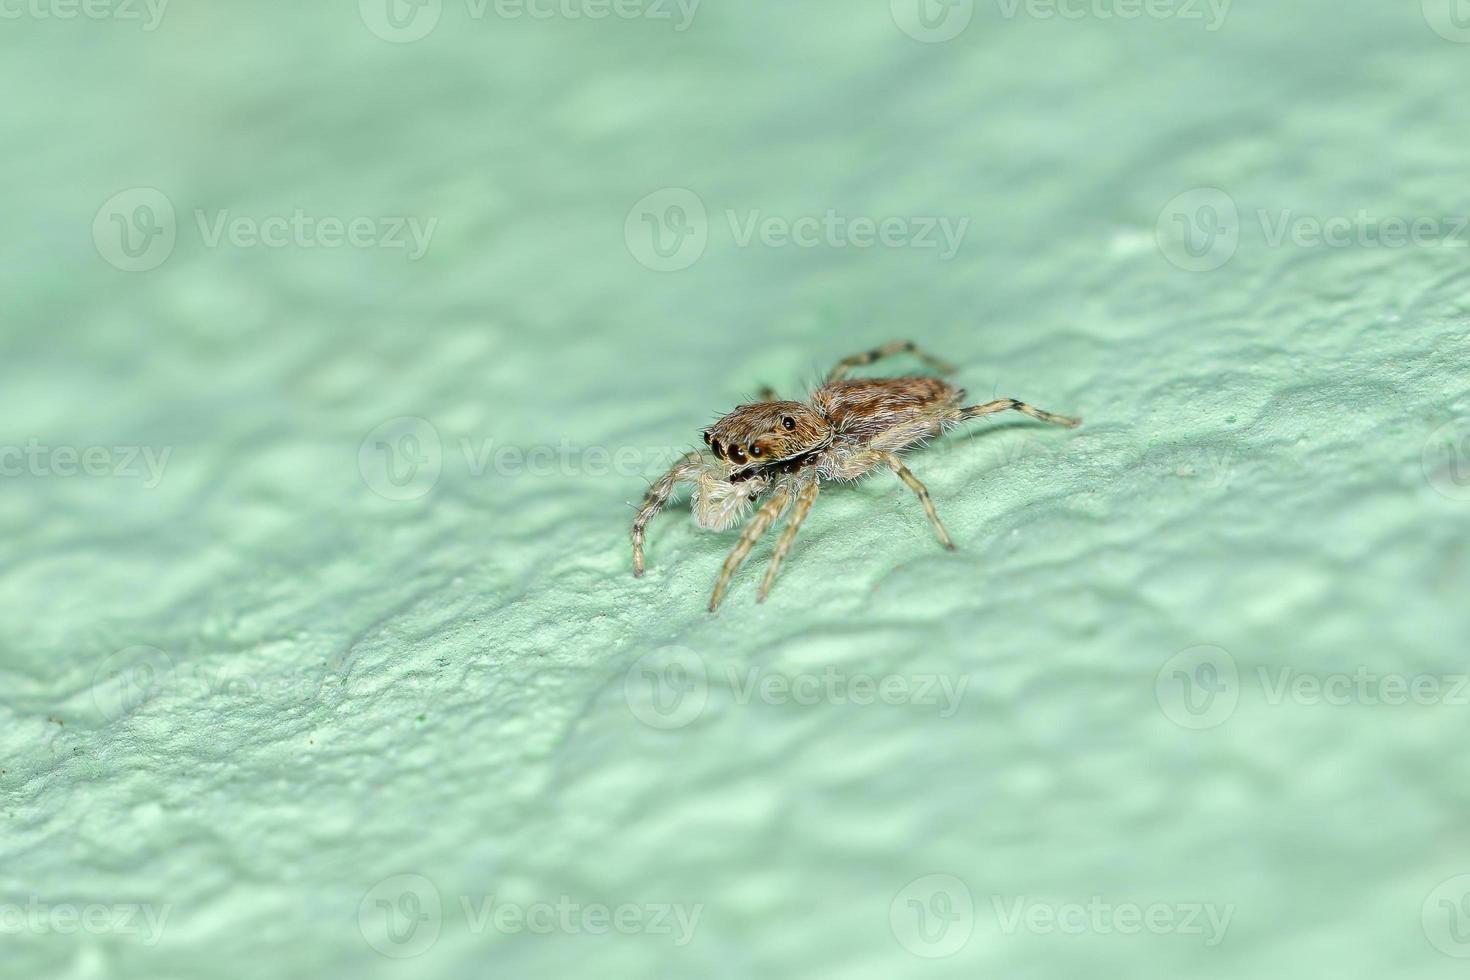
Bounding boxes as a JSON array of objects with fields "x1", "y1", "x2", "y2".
[
  {"x1": 782, "y1": 416, "x2": 796, "y2": 431},
  {"x1": 728, "y1": 445, "x2": 747, "y2": 465}
]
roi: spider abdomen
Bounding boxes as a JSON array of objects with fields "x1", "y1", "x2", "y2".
[{"x1": 813, "y1": 376, "x2": 965, "y2": 451}]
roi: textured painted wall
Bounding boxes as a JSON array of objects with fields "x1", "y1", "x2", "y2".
[{"x1": 3, "y1": 1, "x2": 1469, "y2": 978}]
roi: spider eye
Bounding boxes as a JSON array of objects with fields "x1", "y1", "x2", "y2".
[
  {"x1": 703, "y1": 431, "x2": 711, "y2": 445},
  {"x1": 749, "y1": 444, "x2": 762, "y2": 457},
  {"x1": 782, "y1": 416, "x2": 796, "y2": 430},
  {"x1": 728, "y1": 445, "x2": 747, "y2": 465},
  {"x1": 710, "y1": 439, "x2": 723, "y2": 459}
]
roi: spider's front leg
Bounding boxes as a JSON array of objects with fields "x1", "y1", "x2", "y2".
[
  {"x1": 708, "y1": 487, "x2": 793, "y2": 611},
  {"x1": 631, "y1": 451, "x2": 705, "y2": 577},
  {"x1": 757, "y1": 476, "x2": 820, "y2": 602}
]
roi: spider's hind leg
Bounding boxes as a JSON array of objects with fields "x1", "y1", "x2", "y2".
[
  {"x1": 882, "y1": 453, "x2": 956, "y2": 551},
  {"x1": 961, "y1": 398, "x2": 1080, "y2": 429},
  {"x1": 825, "y1": 340, "x2": 957, "y2": 382}
]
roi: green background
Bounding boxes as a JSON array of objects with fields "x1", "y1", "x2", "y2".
[{"x1": 3, "y1": 1, "x2": 1469, "y2": 977}]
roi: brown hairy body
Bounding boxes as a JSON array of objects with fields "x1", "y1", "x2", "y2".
[{"x1": 630, "y1": 341, "x2": 1080, "y2": 611}]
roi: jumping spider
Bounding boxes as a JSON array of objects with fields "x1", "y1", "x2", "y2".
[{"x1": 631, "y1": 341, "x2": 1081, "y2": 611}]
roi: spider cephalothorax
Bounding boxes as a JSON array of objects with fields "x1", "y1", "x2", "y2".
[
  {"x1": 631, "y1": 340, "x2": 1081, "y2": 611},
  {"x1": 703, "y1": 401, "x2": 829, "y2": 471}
]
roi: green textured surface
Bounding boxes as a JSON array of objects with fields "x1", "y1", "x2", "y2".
[{"x1": 4, "y1": 2, "x2": 1470, "y2": 978}]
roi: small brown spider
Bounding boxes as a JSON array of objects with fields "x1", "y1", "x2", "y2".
[{"x1": 631, "y1": 341, "x2": 1081, "y2": 611}]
